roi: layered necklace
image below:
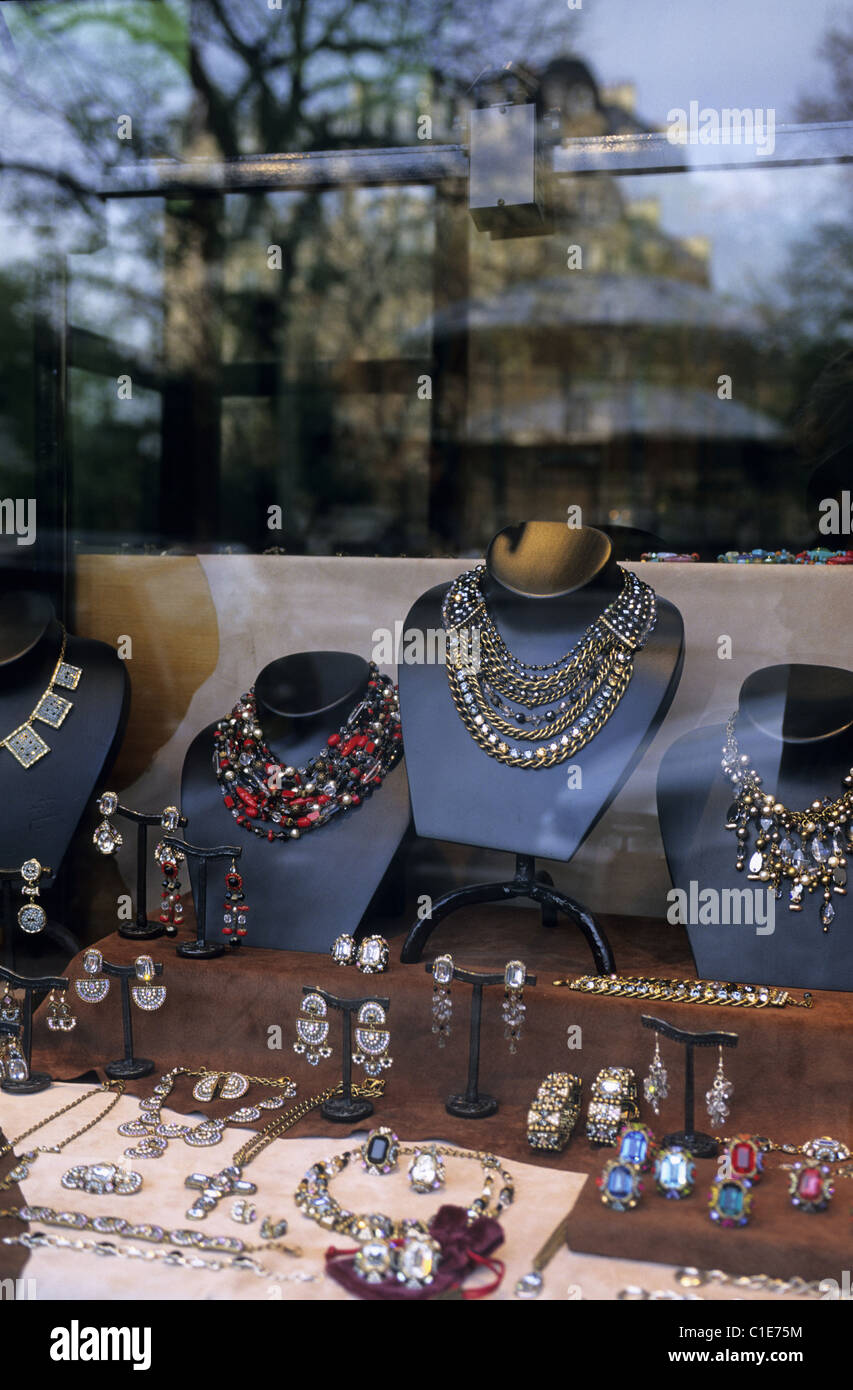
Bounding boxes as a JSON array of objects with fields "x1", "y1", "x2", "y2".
[
  {"x1": 1, "y1": 626, "x2": 83, "y2": 769},
  {"x1": 214, "y1": 664, "x2": 402, "y2": 842},
  {"x1": 442, "y1": 565, "x2": 656, "y2": 768},
  {"x1": 722, "y1": 714, "x2": 851, "y2": 930}
]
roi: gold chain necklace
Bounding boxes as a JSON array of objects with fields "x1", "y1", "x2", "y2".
[
  {"x1": 1, "y1": 627, "x2": 83, "y2": 769},
  {"x1": 0, "y1": 1081, "x2": 124, "y2": 1189},
  {"x1": 442, "y1": 565, "x2": 656, "y2": 768},
  {"x1": 184, "y1": 1080, "x2": 385, "y2": 1221},
  {"x1": 553, "y1": 972, "x2": 814, "y2": 1010}
]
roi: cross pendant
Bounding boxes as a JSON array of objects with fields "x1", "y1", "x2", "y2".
[{"x1": 184, "y1": 1164, "x2": 257, "y2": 1220}]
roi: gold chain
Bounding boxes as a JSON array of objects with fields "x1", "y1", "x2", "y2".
[
  {"x1": 0, "y1": 1081, "x2": 124, "y2": 1159},
  {"x1": 554, "y1": 973, "x2": 814, "y2": 1010},
  {"x1": 232, "y1": 1079, "x2": 384, "y2": 1168},
  {"x1": 676, "y1": 1267, "x2": 836, "y2": 1298}
]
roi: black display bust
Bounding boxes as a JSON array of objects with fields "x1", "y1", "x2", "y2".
[
  {"x1": 657, "y1": 664, "x2": 853, "y2": 992},
  {"x1": 181, "y1": 651, "x2": 410, "y2": 952},
  {"x1": 399, "y1": 522, "x2": 684, "y2": 859},
  {"x1": 0, "y1": 591, "x2": 129, "y2": 884}
]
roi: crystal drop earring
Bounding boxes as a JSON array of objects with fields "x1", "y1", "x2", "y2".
[
  {"x1": 431, "y1": 954, "x2": 453, "y2": 1047},
  {"x1": 502, "y1": 960, "x2": 527, "y2": 1054},
  {"x1": 93, "y1": 791, "x2": 123, "y2": 855},
  {"x1": 705, "y1": 1045, "x2": 733, "y2": 1127},
  {"x1": 643, "y1": 1035, "x2": 669, "y2": 1116},
  {"x1": 352, "y1": 1002, "x2": 393, "y2": 1078},
  {"x1": 293, "y1": 993, "x2": 332, "y2": 1066}
]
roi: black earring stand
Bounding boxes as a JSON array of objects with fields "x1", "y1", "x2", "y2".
[
  {"x1": 427, "y1": 961, "x2": 537, "y2": 1119},
  {"x1": 302, "y1": 986, "x2": 390, "y2": 1123},
  {"x1": 0, "y1": 866, "x2": 78, "y2": 969},
  {"x1": 108, "y1": 802, "x2": 189, "y2": 942},
  {"x1": 401, "y1": 854, "x2": 614, "y2": 972},
  {"x1": 0, "y1": 965, "x2": 69, "y2": 1094},
  {"x1": 158, "y1": 837, "x2": 242, "y2": 961},
  {"x1": 100, "y1": 957, "x2": 165, "y2": 1080},
  {"x1": 641, "y1": 1014, "x2": 739, "y2": 1159}
]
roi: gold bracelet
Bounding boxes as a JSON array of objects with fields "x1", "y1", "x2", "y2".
[
  {"x1": 527, "y1": 1073, "x2": 582, "y2": 1153},
  {"x1": 554, "y1": 973, "x2": 813, "y2": 1010},
  {"x1": 586, "y1": 1068, "x2": 639, "y2": 1145}
]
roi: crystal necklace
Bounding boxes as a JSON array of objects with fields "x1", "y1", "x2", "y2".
[
  {"x1": 0, "y1": 626, "x2": 83, "y2": 769},
  {"x1": 722, "y1": 713, "x2": 851, "y2": 930},
  {"x1": 442, "y1": 565, "x2": 656, "y2": 768},
  {"x1": 213, "y1": 664, "x2": 402, "y2": 841}
]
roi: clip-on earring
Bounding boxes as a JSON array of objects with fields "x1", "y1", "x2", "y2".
[
  {"x1": 131, "y1": 955, "x2": 166, "y2": 1011},
  {"x1": 431, "y1": 954, "x2": 453, "y2": 1047},
  {"x1": 222, "y1": 861, "x2": 249, "y2": 945},
  {"x1": 331, "y1": 934, "x2": 356, "y2": 966},
  {"x1": 705, "y1": 1045, "x2": 733, "y2": 1127},
  {"x1": 293, "y1": 993, "x2": 332, "y2": 1067},
  {"x1": 352, "y1": 1002, "x2": 393, "y2": 1078},
  {"x1": 46, "y1": 989, "x2": 77, "y2": 1033},
  {"x1": 502, "y1": 960, "x2": 527, "y2": 1054},
  {"x1": 93, "y1": 791, "x2": 123, "y2": 855},
  {"x1": 643, "y1": 1035, "x2": 669, "y2": 1116},
  {"x1": 74, "y1": 948, "x2": 110, "y2": 1004},
  {"x1": 356, "y1": 935, "x2": 389, "y2": 974},
  {"x1": 18, "y1": 858, "x2": 47, "y2": 935}
]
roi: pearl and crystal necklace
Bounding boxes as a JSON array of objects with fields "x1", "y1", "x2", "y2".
[{"x1": 722, "y1": 713, "x2": 851, "y2": 930}]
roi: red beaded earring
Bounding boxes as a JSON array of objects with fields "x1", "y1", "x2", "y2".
[
  {"x1": 154, "y1": 840, "x2": 184, "y2": 936},
  {"x1": 222, "y1": 861, "x2": 249, "y2": 946}
]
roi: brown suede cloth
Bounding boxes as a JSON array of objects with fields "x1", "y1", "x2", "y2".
[{"x1": 30, "y1": 906, "x2": 852, "y2": 1283}]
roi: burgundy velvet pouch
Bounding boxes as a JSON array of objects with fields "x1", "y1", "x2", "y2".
[{"x1": 325, "y1": 1204, "x2": 505, "y2": 1300}]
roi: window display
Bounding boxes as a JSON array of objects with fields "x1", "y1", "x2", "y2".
[{"x1": 0, "y1": 0, "x2": 850, "y2": 1343}]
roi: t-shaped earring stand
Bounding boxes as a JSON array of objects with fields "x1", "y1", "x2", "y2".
[
  {"x1": 106, "y1": 802, "x2": 189, "y2": 941},
  {"x1": 300, "y1": 985, "x2": 390, "y2": 1123},
  {"x1": 100, "y1": 957, "x2": 166, "y2": 1080},
  {"x1": 426, "y1": 960, "x2": 537, "y2": 1118},
  {"x1": 641, "y1": 1014, "x2": 739, "y2": 1158},
  {"x1": 158, "y1": 837, "x2": 243, "y2": 960},
  {"x1": 0, "y1": 965, "x2": 69, "y2": 1094}
]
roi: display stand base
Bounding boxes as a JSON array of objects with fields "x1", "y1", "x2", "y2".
[
  {"x1": 118, "y1": 922, "x2": 166, "y2": 942},
  {"x1": 176, "y1": 941, "x2": 226, "y2": 960},
  {"x1": 665, "y1": 1129, "x2": 718, "y2": 1158},
  {"x1": 400, "y1": 854, "x2": 615, "y2": 972},
  {"x1": 446, "y1": 1093, "x2": 497, "y2": 1119},
  {"x1": 321, "y1": 1096, "x2": 374, "y2": 1124},
  {"x1": 105, "y1": 1056, "x2": 154, "y2": 1080},
  {"x1": 1, "y1": 1073, "x2": 52, "y2": 1095}
]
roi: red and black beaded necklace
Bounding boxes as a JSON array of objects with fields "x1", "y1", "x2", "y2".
[{"x1": 213, "y1": 665, "x2": 402, "y2": 842}]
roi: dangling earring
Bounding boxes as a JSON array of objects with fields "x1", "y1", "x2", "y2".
[
  {"x1": 46, "y1": 989, "x2": 77, "y2": 1033},
  {"x1": 293, "y1": 993, "x2": 332, "y2": 1067},
  {"x1": 352, "y1": 1001, "x2": 393, "y2": 1078},
  {"x1": 705, "y1": 1046, "x2": 733, "y2": 1127},
  {"x1": 643, "y1": 1035, "x2": 669, "y2": 1116},
  {"x1": 74, "y1": 948, "x2": 110, "y2": 1003},
  {"x1": 93, "y1": 791, "x2": 123, "y2": 855},
  {"x1": 502, "y1": 960, "x2": 527, "y2": 1054},
  {"x1": 431, "y1": 954, "x2": 453, "y2": 1047},
  {"x1": 153, "y1": 840, "x2": 184, "y2": 936},
  {"x1": 18, "y1": 858, "x2": 47, "y2": 935},
  {"x1": 131, "y1": 955, "x2": 166, "y2": 1011},
  {"x1": 0, "y1": 983, "x2": 21, "y2": 1027},
  {"x1": 3, "y1": 1035, "x2": 29, "y2": 1084},
  {"x1": 222, "y1": 862, "x2": 249, "y2": 945}
]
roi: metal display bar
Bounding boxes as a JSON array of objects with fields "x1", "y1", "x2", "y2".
[{"x1": 97, "y1": 121, "x2": 853, "y2": 198}]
